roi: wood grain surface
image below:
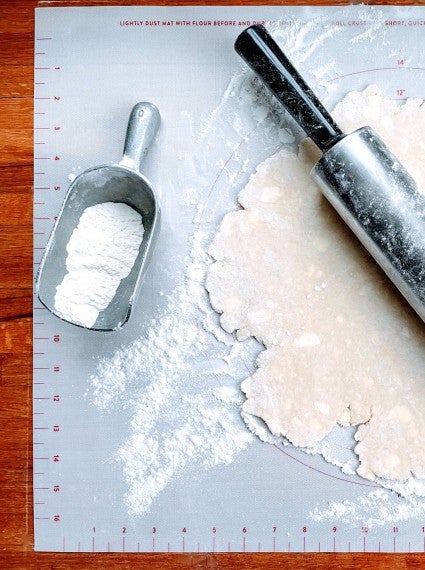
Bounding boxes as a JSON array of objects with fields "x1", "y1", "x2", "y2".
[{"x1": 1, "y1": 0, "x2": 424, "y2": 567}]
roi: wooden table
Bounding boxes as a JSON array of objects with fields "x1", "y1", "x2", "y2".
[{"x1": 1, "y1": 0, "x2": 423, "y2": 567}]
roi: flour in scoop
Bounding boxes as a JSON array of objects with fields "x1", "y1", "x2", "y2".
[{"x1": 54, "y1": 202, "x2": 144, "y2": 328}]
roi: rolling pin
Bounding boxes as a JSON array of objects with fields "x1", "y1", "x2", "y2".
[{"x1": 235, "y1": 24, "x2": 425, "y2": 323}]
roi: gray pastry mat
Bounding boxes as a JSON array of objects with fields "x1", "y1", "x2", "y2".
[{"x1": 34, "y1": 4, "x2": 425, "y2": 552}]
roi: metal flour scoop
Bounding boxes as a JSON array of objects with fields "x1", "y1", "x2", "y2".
[
  {"x1": 36, "y1": 102, "x2": 161, "y2": 331},
  {"x1": 235, "y1": 25, "x2": 425, "y2": 323}
]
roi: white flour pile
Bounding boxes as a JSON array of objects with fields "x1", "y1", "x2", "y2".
[{"x1": 54, "y1": 201, "x2": 144, "y2": 328}]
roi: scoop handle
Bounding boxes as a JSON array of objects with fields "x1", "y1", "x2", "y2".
[
  {"x1": 122, "y1": 102, "x2": 161, "y2": 172},
  {"x1": 234, "y1": 25, "x2": 343, "y2": 152}
]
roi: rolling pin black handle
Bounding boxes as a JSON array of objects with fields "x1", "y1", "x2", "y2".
[{"x1": 235, "y1": 25, "x2": 344, "y2": 153}]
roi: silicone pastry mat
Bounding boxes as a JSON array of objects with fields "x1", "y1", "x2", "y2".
[{"x1": 34, "y1": 4, "x2": 425, "y2": 552}]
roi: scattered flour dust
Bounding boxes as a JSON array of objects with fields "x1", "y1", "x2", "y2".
[
  {"x1": 89, "y1": 232, "x2": 255, "y2": 516},
  {"x1": 310, "y1": 489, "x2": 425, "y2": 529},
  {"x1": 54, "y1": 202, "x2": 144, "y2": 328}
]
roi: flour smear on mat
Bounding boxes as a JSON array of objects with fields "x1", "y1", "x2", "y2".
[{"x1": 89, "y1": 232, "x2": 255, "y2": 516}]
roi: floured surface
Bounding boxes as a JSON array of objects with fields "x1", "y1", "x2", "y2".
[{"x1": 206, "y1": 86, "x2": 425, "y2": 482}]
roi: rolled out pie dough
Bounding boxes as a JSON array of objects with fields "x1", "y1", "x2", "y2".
[{"x1": 206, "y1": 86, "x2": 425, "y2": 482}]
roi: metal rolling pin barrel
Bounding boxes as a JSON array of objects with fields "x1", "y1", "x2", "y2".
[{"x1": 235, "y1": 24, "x2": 425, "y2": 323}]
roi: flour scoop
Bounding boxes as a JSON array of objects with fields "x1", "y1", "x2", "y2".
[
  {"x1": 235, "y1": 25, "x2": 425, "y2": 323},
  {"x1": 36, "y1": 102, "x2": 161, "y2": 331}
]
